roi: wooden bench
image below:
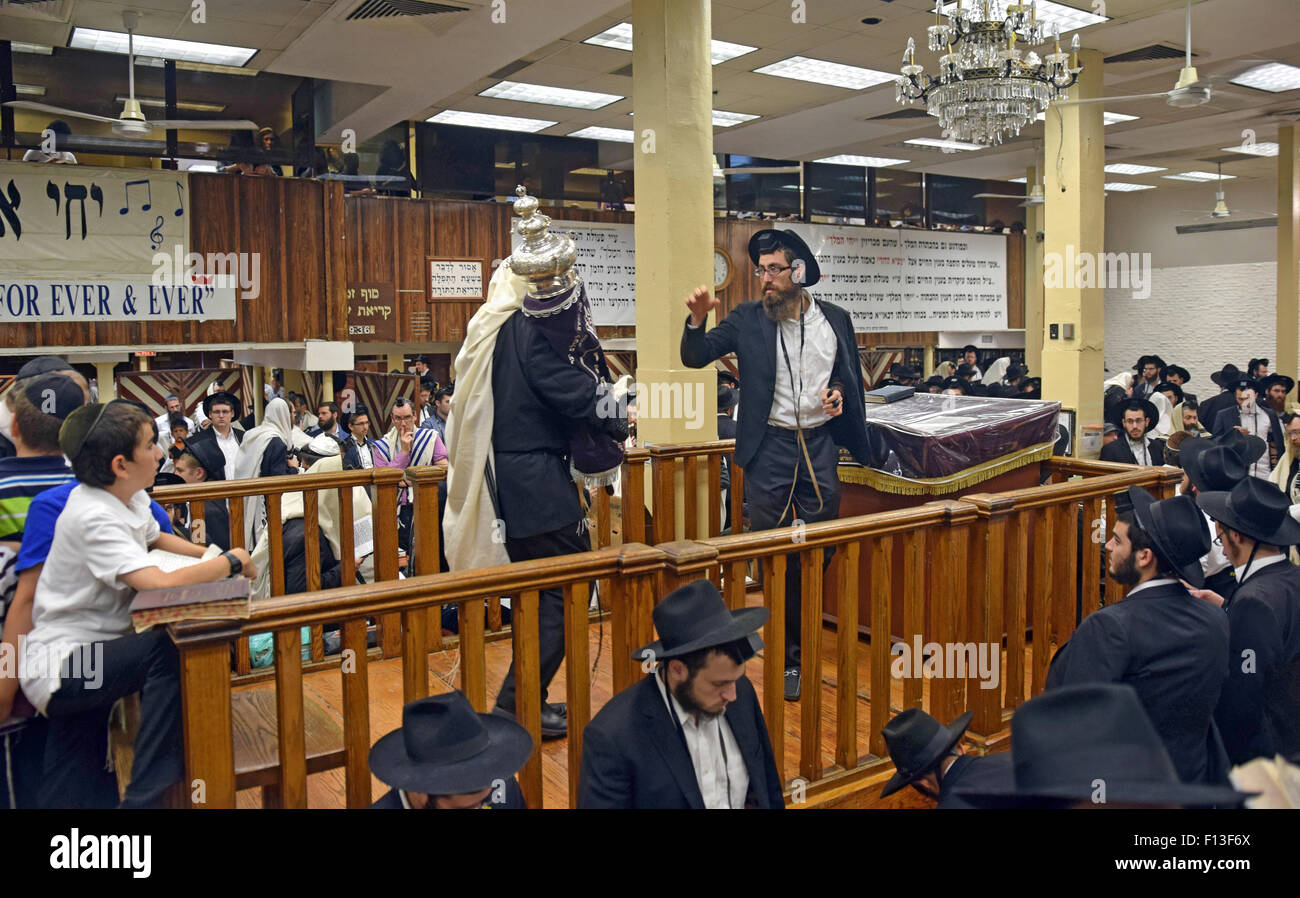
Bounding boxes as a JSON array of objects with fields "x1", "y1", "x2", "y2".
[{"x1": 231, "y1": 689, "x2": 346, "y2": 807}]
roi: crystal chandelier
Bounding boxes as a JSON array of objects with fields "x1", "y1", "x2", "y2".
[{"x1": 896, "y1": 0, "x2": 1083, "y2": 147}]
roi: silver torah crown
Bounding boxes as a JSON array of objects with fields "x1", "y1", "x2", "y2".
[{"x1": 507, "y1": 185, "x2": 579, "y2": 299}]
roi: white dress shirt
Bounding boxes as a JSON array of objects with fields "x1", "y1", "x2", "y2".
[
  {"x1": 1236, "y1": 404, "x2": 1272, "y2": 480},
  {"x1": 1234, "y1": 551, "x2": 1287, "y2": 585},
  {"x1": 1127, "y1": 435, "x2": 1154, "y2": 466},
  {"x1": 654, "y1": 670, "x2": 748, "y2": 809},
  {"x1": 214, "y1": 428, "x2": 240, "y2": 480},
  {"x1": 352, "y1": 439, "x2": 374, "y2": 469},
  {"x1": 1200, "y1": 510, "x2": 1233, "y2": 578},
  {"x1": 768, "y1": 295, "x2": 835, "y2": 429},
  {"x1": 1125, "y1": 577, "x2": 1178, "y2": 598}
]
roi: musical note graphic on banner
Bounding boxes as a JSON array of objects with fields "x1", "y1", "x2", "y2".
[
  {"x1": 149, "y1": 215, "x2": 164, "y2": 250},
  {"x1": 119, "y1": 179, "x2": 152, "y2": 214},
  {"x1": 174, "y1": 182, "x2": 184, "y2": 216}
]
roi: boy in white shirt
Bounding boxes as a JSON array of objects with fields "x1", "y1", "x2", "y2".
[{"x1": 19, "y1": 400, "x2": 255, "y2": 808}]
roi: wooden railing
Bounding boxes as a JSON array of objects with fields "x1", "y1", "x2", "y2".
[{"x1": 167, "y1": 453, "x2": 1186, "y2": 807}]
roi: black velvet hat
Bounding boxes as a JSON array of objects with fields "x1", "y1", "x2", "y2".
[
  {"x1": 202, "y1": 391, "x2": 243, "y2": 419},
  {"x1": 1153, "y1": 381, "x2": 1184, "y2": 405},
  {"x1": 1110, "y1": 397, "x2": 1159, "y2": 434},
  {"x1": 1164, "y1": 364, "x2": 1191, "y2": 383},
  {"x1": 1121, "y1": 486, "x2": 1211, "y2": 587},
  {"x1": 747, "y1": 229, "x2": 821, "y2": 287},
  {"x1": 1260, "y1": 373, "x2": 1295, "y2": 395},
  {"x1": 1198, "y1": 477, "x2": 1300, "y2": 548},
  {"x1": 633, "y1": 579, "x2": 767, "y2": 663},
  {"x1": 182, "y1": 435, "x2": 228, "y2": 481},
  {"x1": 1210, "y1": 364, "x2": 1242, "y2": 387},
  {"x1": 1180, "y1": 433, "x2": 1261, "y2": 494},
  {"x1": 369, "y1": 692, "x2": 533, "y2": 796},
  {"x1": 879, "y1": 708, "x2": 974, "y2": 798}
]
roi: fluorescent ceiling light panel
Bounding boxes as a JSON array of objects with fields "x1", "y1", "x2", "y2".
[
  {"x1": 568, "y1": 126, "x2": 634, "y2": 142},
  {"x1": 711, "y1": 110, "x2": 760, "y2": 127},
  {"x1": 753, "y1": 56, "x2": 895, "y2": 90},
  {"x1": 1036, "y1": 110, "x2": 1139, "y2": 125},
  {"x1": 1162, "y1": 171, "x2": 1236, "y2": 182},
  {"x1": 1222, "y1": 141, "x2": 1279, "y2": 157},
  {"x1": 12, "y1": 42, "x2": 54, "y2": 55},
  {"x1": 427, "y1": 110, "x2": 556, "y2": 133},
  {"x1": 583, "y1": 23, "x2": 756, "y2": 64},
  {"x1": 814, "y1": 155, "x2": 909, "y2": 167},
  {"x1": 1008, "y1": 177, "x2": 1028, "y2": 183},
  {"x1": 904, "y1": 137, "x2": 985, "y2": 151},
  {"x1": 479, "y1": 80, "x2": 622, "y2": 110},
  {"x1": 1104, "y1": 182, "x2": 1156, "y2": 192},
  {"x1": 69, "y1": 27, "x2": 256, "y2": 67},
  {"x1": 1230, "y1": 62, "x2": 1300, "y2": 93},
  {"x1": 15, "y1": 84, "x2": 46, "y2": 97},
  {"x1": 1104, "y1": 163, "x2": 1166, "y2": 174},
  {"x1": 114, "y1": 95, "x2": 227, "y2": 113},
  {"x1": 943, "y1": 1, "x2": 1107, "y2": 32}
]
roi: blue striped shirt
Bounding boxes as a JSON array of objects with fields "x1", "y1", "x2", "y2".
[{"x1": 0, "y1": 455, "x2": 75, "y2": 541}]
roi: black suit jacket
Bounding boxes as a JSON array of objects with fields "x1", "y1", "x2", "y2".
[
  {"x1": 937, "y1": 752, "x2": 1014, "y2": 809},
  {"x1": 1197, "y1": 391, "x2": 1235, "y2": 435},
  {"x1": 1046, "y1": 580, "x2": 1230, "y2": 784},
  {"x1": 491, "y1": 310, "x2": 625, "y2": 540},
  {"x1": 578, "y1": 672, "x2": 784, "y2": 809},
  {"x1": 1214, "y1": 560, "x2": 1300, "y2": 764},
  {"x1": 1099, "y1": 436, "x2": 1166, "y2": 466},
  {"x1": 1212, "y1": 405, "x2": 1284, "y2": 462},
  {"x1": 369, "y1": 776, "x2": 526, "y2": 809},
  {"x1": 681, "y1": 300, "x2": 884, "y2": 470}
]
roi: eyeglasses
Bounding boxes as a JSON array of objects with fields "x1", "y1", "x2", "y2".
[{"x1": 754, "y1": 264, "x2": 792, "y2": 279}]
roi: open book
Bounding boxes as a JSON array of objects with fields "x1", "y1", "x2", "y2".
[{"x1": 130, "y1": 546, "x2": 251, "y2": 631}]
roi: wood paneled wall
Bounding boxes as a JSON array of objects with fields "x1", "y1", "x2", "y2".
[{"x1": 0, "y1": 173, "x2": 345, "y2": 350}]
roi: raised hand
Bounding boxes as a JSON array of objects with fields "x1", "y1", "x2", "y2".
[{"x1": 685, "y1": 285, "x2": 719, "y2": 328}]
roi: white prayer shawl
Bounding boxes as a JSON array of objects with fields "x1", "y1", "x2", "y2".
[
  {"x1": 983, "y1": 357, "x2": 1011, "y2": 386},
  {"x1": 234, "y1": 397, "x2": 294, "y2": 549},
  {"x1": 444, "y1": 263, "x2": 529, "y2": 571},
  {"x1": 1150, "y1": 391, "x2": 1174, "y2": 439},
  {"x1": 1103, "y1": 371, "x2": 1134, "y2": 393}
]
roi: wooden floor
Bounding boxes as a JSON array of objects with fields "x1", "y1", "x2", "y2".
[{"x1": 234, "y1": 590, "x2": 1034, "y2": 808}]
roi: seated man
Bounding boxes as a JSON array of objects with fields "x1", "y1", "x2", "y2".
[
  {"x1": 578, "y1": 579, "x2": 784, "y2": 809},
  {"x1": 19, "y1": 401, "x2": 255, "y2": 808},
  {"x1": 340, "y1": 406, "x2": 391, "y2": 470},
  {"x1": 369, "y1": 691, "x2": 530, "y2": 809},
  {"x1": 1046, "y1": 486, "x2": 1229, "y2": 784},
  {"x1": 879, "y1": 708, "x2": 1011, "y2": 809},
  {"x1": 1100, "y1": 398, "x2": 1166, "y2": 466},
  {"x1": 172, "y1": 439, "x2": 232, "y2": 552}
]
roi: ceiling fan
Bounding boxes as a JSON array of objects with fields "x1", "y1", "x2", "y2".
[
  {"x1": 1174, "y1": 162, "x2": 1276, "y2": 233},
  {"x1": 3, "y1": 11, "x2": 258, "y2": 137},
  {"x1": 975, "y1": 150, "x2": 1044, "y2": 206},
  {"x1": 1056, "y1": 0, "x2": 1260, "y2": 112}
]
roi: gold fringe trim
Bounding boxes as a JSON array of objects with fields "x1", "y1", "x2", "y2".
[{"x1": 837, "y1": 442, "x2": 1054, "y2": 496}]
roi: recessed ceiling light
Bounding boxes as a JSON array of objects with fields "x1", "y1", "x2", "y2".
[
  {"x1": 12, "y1": 42, "x2": 54, "y2": 55},
  {"x1": 69, "y1": 27, "x2": 256, "y2": 67},
  {"x1": 1104, "y1": 163, "x2": 1166, "y2": 174},
  {"x1": 754, "y1": 56, "x2": 895, "y2": 90},
  {"x1": 130, "y1": 57, "x2": 259, "y2": 76},
  {"x1": 1104, "y1": 182, "x2": 1157, "y2": 192},
  {"x1": 15, "y1": 84, "x2": 46, "y2": 97},
  {"x1": 1222, "y1": 141, "x2": 1279, "y2": 157},
  {"x1": 904, "y1": 137, "x2": 986, "y2": 151},
  {"x1": 814, "y1": 155, "x2": 909, "y2": 167},
  {"x1": 479, "y1": 80, "x2": 622, "y2": 110},
  {"x1": 861, "y1": 17, "x2": 883, "y2": 25},
  {"x1": 568, "y1": 127, "x2": 634, "y2": 142},
  {"x1": 711, "y1": 110, "x2": 760, "y2": 127},
  {"x1": 427, "y1": 110, "x2": 557, "y2": 133},
  {"x1": 1036, "y1": 110, "x2": 1140, "y2": 125},
  {"x1": 1008, "y1": 177, "x2": 1028, "y2": 183},
  {"x1": 944, "y1": 0, "x2": 1107, "y2": 33},
  {"x1": 1230, "y1": 62, "x2": 1300, "y2": 94},
  {"x1": 113, "y1": 95, "x2": 227, "y2": 113},
  {"x1": 1162, "y1": 171, "x2": 1236, "y2": 182},
  {"x1": 583, "y1": 24, "x2": 756, "y2": 65}
]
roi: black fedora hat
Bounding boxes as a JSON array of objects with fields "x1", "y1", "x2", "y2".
[
  {"x1": 1180, "y1": 441, "x2": 1248, "y2": 494},
  {"x1": 1133, "y1": 354, "x2": 1166, "y2": 372},
  {"x1": 151, "y1": 472, "x2": 186, "y2": 489},
  {"x1": 1210, "y1": 364, "x2": 1242, "y2": 387},
  {"x1": 1152, "y1": 381, "x2": 1184, "y2": 405},
  {"x1": 1122, "y1": 486, "x2": 1211, "y2": 587},
  {"x1": 633, "y1": 579, "x2": 768, "y2": 664},
  {"x1": 1228, "y1": 377, "x2": 1261, "y2": 395},
  {"x1": 953, "y1": 684, "x2": 1251, "y2": 808},
  {"x1": 202, "y1": 390, "x2": 243, "y2": 419},
  {"x1": 747, "y1": 229, "x2": 821, "y2": 287},
  {"x1": 1248, "y1": 357, "x2": 1270, "y2": 372},
  {"x1": 1260, "y1": 373, "x2": 1295, "y2": 395},
  {"x1": 1164, "y1": 364, "x2": 1191, "y2": 383},
  {"x1": 939, "y1": 376, "x2": 968, "y2": 394},
  {"x1": 889, "y1": 362, "x2": 920, "y2": 381},
  {"x1": 1110, "y1": 397, "x2": 1159, "y2": 434},
  {"x1": 1197, "y1": 476, "x2": 1300, "y2": 548},
  {"x1": 182, "y1": 436, "x2": 227, "y2": 481},
  {"x1": 717, "y1": 382, "x2": 738, "y2": 411},
  {"x1": 369, "y1": 692, "x2": 533, "y2": 796},
  {"x1": 879, "y1": 708, "x2": 973, "y2": 797}
]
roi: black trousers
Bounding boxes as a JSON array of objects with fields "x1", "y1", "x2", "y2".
[
  {"x1": 494, "y1": 521, "x2": 591, "y2": 712},
  {"x1": 745, "y1": 425, "x2": 841, "y2": 669},
  {"x1": 40, "y1": 629, "x2": 182, "y2": 809}
]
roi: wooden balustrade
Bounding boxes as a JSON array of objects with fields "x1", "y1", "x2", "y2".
[{"x1": 165, "y1": 451, "x2": 1192, "y2": 808}]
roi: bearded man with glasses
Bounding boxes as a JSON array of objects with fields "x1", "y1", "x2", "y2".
[{"x1": 680, "y1": 229, "x2": 885, "y2": 702}]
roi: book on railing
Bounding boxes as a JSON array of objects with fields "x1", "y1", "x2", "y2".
[
  {"x1": 353, "y1": 515, "x2": 374, "y2": 559},
  {"x1": 144, "y1": 543, "x2": 224, "y2": 572},
  {"x1": 864, "y1": 385, "x2": 915, "y2": 404},
  {"x1": 130, "y1": 577, "x2": 252, "y2": 632}
]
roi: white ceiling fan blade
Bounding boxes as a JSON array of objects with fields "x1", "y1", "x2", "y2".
[
  {"x1": 150, "y1": 119, "x2": 260, "y2": 131},
  {"x1": 1055, "y1": 92, "x2": 1171, "y2": 107},
  {"x1": 973, "y1": 192, "x2": 1025, "y2": 199},
  {"x1": 2, "y1": 100, "x2": 122, "y2": 125}
]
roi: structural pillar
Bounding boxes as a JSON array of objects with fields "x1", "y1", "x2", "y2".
[
  {"x1": 251, "y1": 366, "x2": 264, "y2": 421},
  {"x1": 1042, "y1": 48, "x2": 1105, "y2": 456},
  {"x1": 1278, "y1": 124, "x2": 1299, "y2": 380},
  {"x1": 631, "y1": 0, "x2": 716, "y2": 535},
  {"x1": 94, "y1": 362, "x2": 117, "y2": 401},
  {"x1": 1024, "y1": 164, "x2": 1045, "y2": 377},
  {"x1": 386, "y1": 352, "x2": 405, "y2": 375}
]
